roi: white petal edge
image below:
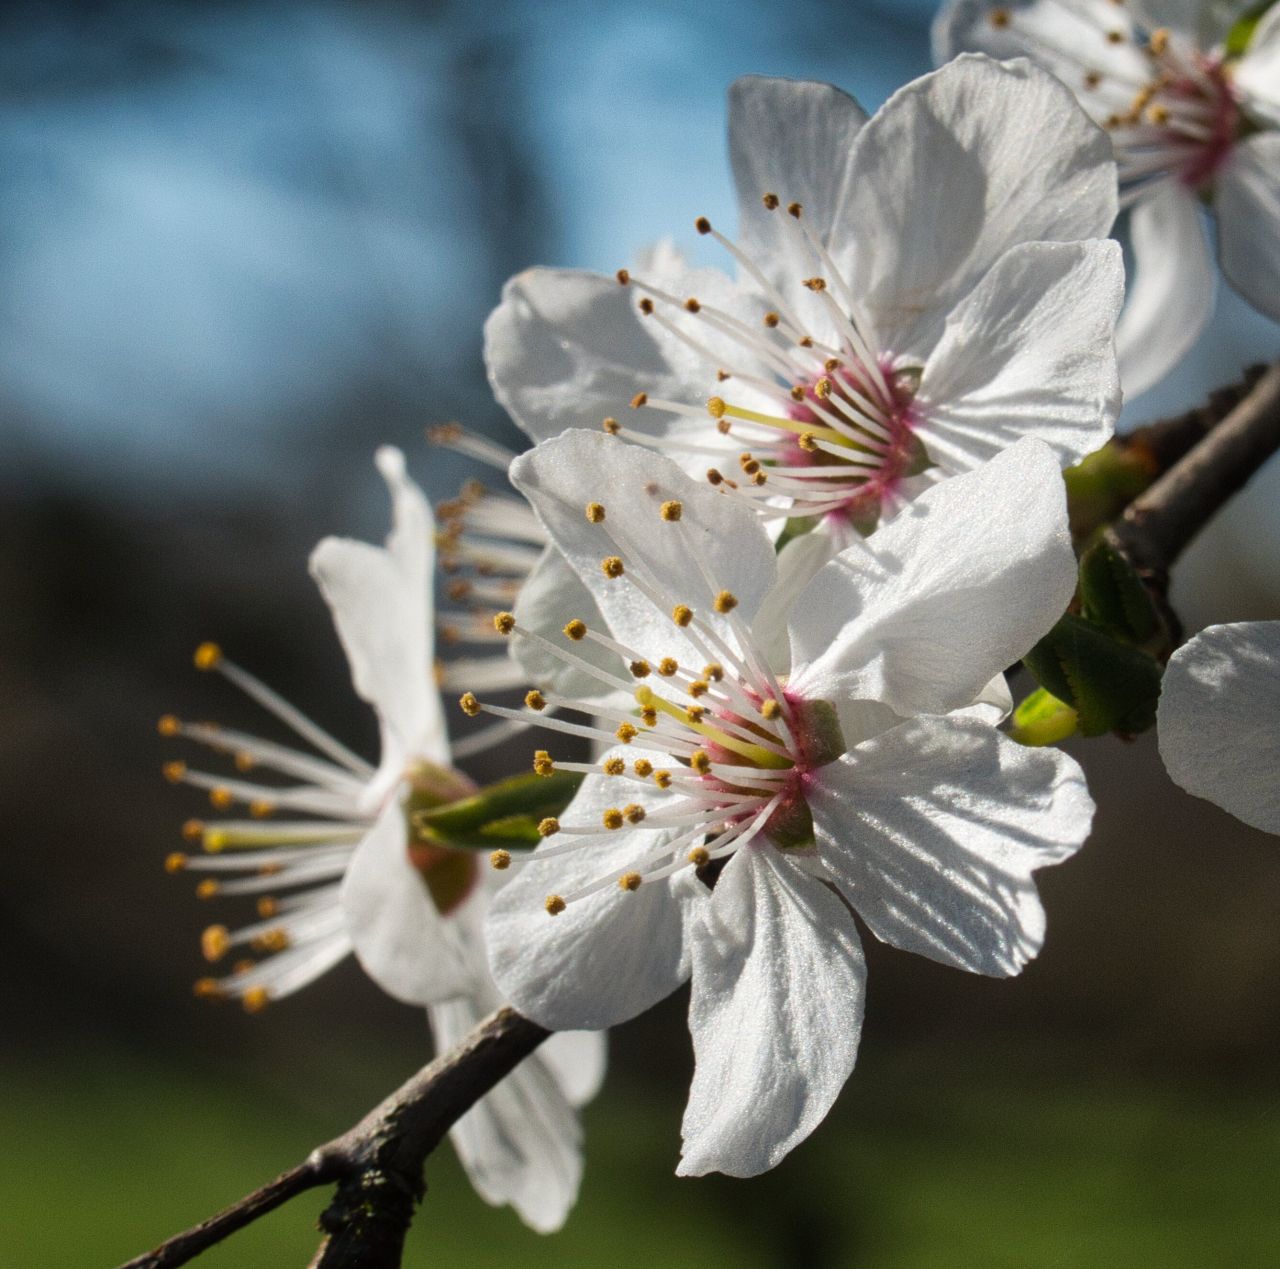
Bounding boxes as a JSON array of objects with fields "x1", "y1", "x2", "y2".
[
  {"x1": 1237, "y1": 3, "x2": 1280, "y2": 127},
  {"x1": 1215, "y1": 134, "x2": 1280, "y2": 323}
]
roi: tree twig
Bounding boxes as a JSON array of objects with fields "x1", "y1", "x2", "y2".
[{"x1": 117, "y1": 1007, "x2": 549, "y2": 1269}]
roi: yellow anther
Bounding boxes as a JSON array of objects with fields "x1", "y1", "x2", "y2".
[
  {"x1": 538, "y1": 817, "x2": 561, "y2": 837},
  {"x1": 603, "y1": 756, "x2": 626, "y2": 775},
  {"x1": 603, "y1": 808, "x2": 624, "y2": 830},
  {"x1": 193, "y1": 977, "x2": 223, "y2": 1000},
  {"x1": 257, "y1": 897, "x2": 280, "y2": 918},
  {"x1": 689, "y1": 680, "x2": 710, "y2": 698},
  {"x1": 586, "y1": 502, "x2": 606, "y2": 523},
  {"x1": 815, "y1": 376, "x2": 832, "y2": 399},
  {"x1": 616, "y1": 723, "x2": 638, "y2": 743},
  {"x1": 762, "y1": 192, "x2": 780, "y2": 209},
  {"x1": 232, "y1": 959, "x2": 256, "y2": 976},
  {"x1": 989, "y1": 6, "x2": 1010, "y2": 26},
  {"x1": 525, "y1": 689, "x2": 547, "y2": 712},
  {"x1": 623, "y1": 803, "x2": 646, "y2": 824},
  {"x1": 764, "y1": 312, "x2": 780, "y2": 328},
  {"x1": 545, "y1": 895, "x2": 566, "y2": 916},
  {"x1": 660, "y1": 500, "x2": 683, "y2": 521},
  {"x1": 616, "y1": 268, "x2": 630, "y2": 285},
  {"x1": 630, "y1": 392, "x2": 648, "y2": 409},
  {"x1": 157, "y1": 714, "x2": 181, "y2": 737},
  {"x1": 703, "y1": 663, "x2": 724, "y2": 682},
  {"x1": 165, "y1": 852, "x2": 187, "y2": 874},
  {"x1": 639, "y1": 707, "x2": 658, "y2": 726},
  {"x1": 695, "y1": 215, "x2": 712, "y2": 234},
  {"x1": 192, "y1": 879, "x2": 218, "y2": 901},
  {"x1": 658, "y1": 658, "x2": 679, "y2": 677},
  {"x1": 707, "y1": 468, "x2": 724, "y2": 485},
  {"x1": 258, "y1": 863, "x2": 283, "y2": 877},
  {"x1": 428, "y1": 421, "x2": 464, "y2": 445},
  {"x1": 741, "y1": 457, "x2": 761, "y2": 476},
  {"x1": 1084, "y1": 71, "x2": 1102, "y2": 89},
  {"x1": 1106, "y1": 28, "x2": 1124, "y2": 42},
  {"x1": 602, "y1": 417, "x2": 621, "y2": 435},
  {"x1": 493, "y1": 611, "x2": 516, "y2": 635},
  {"x1": 639, "y1": 297, "x2": 655, "y2": 315},
  {"x1": 533, "y1": 751, "x2": 556, "y2": 777},
  {"x1": 684, "y1": 298, "x2": 701, "y2": 314},
  {"x1": 162, "y1": 760, "x2": 187, "y2": 784},
  {"x1": 203, "y1": 829, "x2": 228, "y2": 853},
  {"x1": 447, "y1": 579, "x2": 472, "y2": 601},
  {"x1": 249, "y1": 800, "x2": 274, "y2": 819},
  {"x1": 252, "y1": 929, "x2": 289, "y2": 954},
  {"x1": 193, "y1": 642, "x2": 222, "y2": 671},
  {"x1": 803, "y1": 277, "x2": 827, "y2": 292},
  {"x1": 564, "y1": 619, "x2": 587, "y2": 641},
  {"x1": 654, "y1": 770, "x2": 673, "y2": 788},
  {"x1": 1149, "y1": 27, "x2": 1169, "y2": 54},
  {"x1": 234, "y1": 751, "x2": 256, "y2": 773},
  {"x1": 690, "y1": 750, "x2": 712, "y2": 774},
  {"x1": 787, "y1": 201, "x2": 803, "y2": 218},
  {"x1": 182, "y1": 818, "x2": 204, "y2": 841},
  {"x1": 202, "y1": 925, "x2": 231, "y2": 962},
  {"x1": 459, "y1": 692, "x2": 481, "y2": 717},
  {"x1": 714, "y1": 590, "x2": 738, "y2": 614},
  {"x1": 761, "y1": 699, "x2": 782, "y2": 720},
  {"x1": 706, "y1": 396, "x2": 727, "y2": 419},
  {"x1": 798, "y1": 432, "x2": 818, "y2": 452},
  {"x1": 633, "y1": 758, "x2": 654, "y2": 778},
  {"x1": 629, "y1": 659, "x2": 651, "y2": 678},
  {"x1": 824, "y1": 357, "x2": 841, "y2": 372},
  {"x1": 602, "y1": 556, "x2": 625, "y2": 579},
  {"x1": 752, "y1": 471, "x2": 767, "y2": 487},
  {"x1": 209, "y1": 787, "x2": 234, "y2": 809},
  {"x1": 619, "y1": 872, "x2": 643, "y2": 892},
  {"x1": 490, "y1": 849, "x2": 512, "y2": 871},
  {"x1": 673, "y1": 605, "x2": 694, "y2": 627},
  {"x1": 242, "y1": 986, "x2": 270, "y2": 1014},
  {"x1": 686, "y1": 705, "x2": 706, "y2": 724},
  {"x1": 790, "y1": 385, "x2": 806, "y2": 401},
  {"x1": 688, "y1": 846, "x2": 710, "y2": 867},
  {"x1": 1147, "y1": 104, "x2": 1170, "y2": 125},
  {"x1": 717, "y1": 369, "x2": 731, "y2": 381}
]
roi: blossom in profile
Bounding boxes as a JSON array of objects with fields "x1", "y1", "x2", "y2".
[
  {"x1": 161, "y1": 445, "x2": 603, "y2": 1232},
  {"x1": 467, "y1": 430, "x2": 1092, "y2": 1177},
  {"x1": 486, "y1": 59, "x2": 1122, "y2": 549},
  {"x1": 935, "y1": 0, "x2": 1280, "y2": 397},
  {"x1": 1158, "y1": 620, "x2": 1280, "y2": 834}
]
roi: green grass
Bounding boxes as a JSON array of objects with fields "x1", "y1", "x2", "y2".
[{"x1": 4, "y1": 1040, "x2": 1278, "y2": 1267}]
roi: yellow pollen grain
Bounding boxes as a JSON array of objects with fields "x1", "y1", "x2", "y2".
[
  {"x1": 602, "y1": 556, "x2": 625, "y2": 579},
  {"x1": 525, "y1": 689, "x2": 547, "y2": 712},
  {"x1": 585, "y1": 501, "x2": 606, "y2": 523},
  {"x1": 490, "y1": 849, "x2": 512, "y2": 871},
  {"x1": 623, "y1": 803, "x2": 646, "y2": 824},
  {"x1": 564, "y1": 619, "x2": 587, "y2": 641},
  {"x1": 688, "y1": 846, "x2": 710, "y2": 867},
  {"x1": 654, "y1": 770, "x2": 672, "y2": 788},
  {"x1": 629, "y1": 659, "x2": 651, "y2": 678},
  {"x1": 689, "y1": 680, "x2": 709, "y2": 698},
  {"x1": 616, "y1": 722, "x2": 638, "y2": 743},
  {"x1": 690, "y1": 750, "x2": 712, "y2": 774},
  {"x1": 493, "y1": 611, "x2": 516, "y2": 635},
  {"x1": 798, "y1": 432, "x2": 818, "y2": 452},
  {"x1": 459, "y1": 692, "x2": 481, "y2": 717},
  {"x1": 533, "y1": 751, "x2": 555, "y2": 777},
  {"x1": 202, "y1": 925, "x2": 231, "y2": 962},
  {"x1": 714, "y1": 590, "x2": 738, "y2": 614},
  {"x1": 603, "y1": 756, "x2": 626, "y2": 775},
  {"x1": 196, "y1": 879, "x2": 219, "y2": 900},
  {"x1": 538, "y1": 817, "x2": 561, "y2": 837},
  {"x1": 703, "y1": 663, "x2": 724, "y2": 682},
  {"x1": 686, "y1": 705, "x2": 706, "y2": 724},
  {"x1": 660, "y1": 500, "x2": 683, "y2": 521},
  {"x1": 602, "y1": 808, "x2": 624, "y2": 830},
  {"x1": 630, "y1": 392, "x2": 648, "y2": 409},
  {"x1": 706, "y1": 396, "x2": 727, "y2": 419},
  {"x1": 639, "y1": 706, "x2": 658, "y2": 726},
  {"x1": 157, "y1": 714, "x2": 181, "y2": 737},
  {"x1": 165, "y1": 852, "x2": 187, "y2": 873},
  {"x1": 162, "y1": 761, "x2": 187, "y2": 784},
  {"x1": 242, "y1": 987, "x2": 270, "y2": 1014},
  {"x1": 193, "y1": 642, "x2": 222, "y2": 671},
  {"x1": 209, "y1": 787, "x2": 234, "y2": 810},
  {"x1": 673, "y1": 604, "x2": 693, "y2": 627},
  {"x1": 602, "y1": 417, "x2": 621, "y2": 435},
  {"x1": 619, "y1": 872, "x2": 643, "y2": 892},
  {"x1": 545, "y1": 895, "x2": 566, "y2": 916},
  {"x1": 658, "y1": 658, "x2": 679, "y2": 677},
  {"x1": 633, "y1": 758, "x2": 654, "y2": 777}
]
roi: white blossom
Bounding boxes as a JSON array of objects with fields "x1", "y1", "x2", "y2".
[
  {"x1": 466, "y1": 430, "x2": 1092, "y2": 1177},
  {"x1": 485, "y1": 59, "x2": 1122, "y2": 552},
  {"x1": 935, "y1": 0, "x2": 1280, "y2": 397},
  {"x1": 1158, "y1": 620, "x2": 1280, "y2": 833}
]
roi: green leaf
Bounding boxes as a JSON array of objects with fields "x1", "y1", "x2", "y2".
[
  {"x1": 1226, "y1": 2, "x2": 1272, "y2": 56},
  {"x1": 1023, "y1": 613, "x2": 1162, "y2": 737},
  {"x1": 1077, "y1": 540, "x2": 1160, "y2": 646},
  {"x1": 1009, "y1": 687, "x2": 1079, "y2": 747},
  {"x1": 411, "y1": 769, "x2": 583, "y2": 851}
]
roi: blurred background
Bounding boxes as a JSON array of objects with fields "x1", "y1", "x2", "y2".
[{"x1": 3, "y1": 1, "x2": 1280, "y2": 1264}]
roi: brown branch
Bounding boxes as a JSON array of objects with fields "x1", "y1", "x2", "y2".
[{"x1": 117, "y1": 1007, "x2": 549, "y2": 1269}]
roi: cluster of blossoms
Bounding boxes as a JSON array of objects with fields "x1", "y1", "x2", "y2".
[{"x1": 158, "y1": 14, "x2": 1280, "y2": 1240}]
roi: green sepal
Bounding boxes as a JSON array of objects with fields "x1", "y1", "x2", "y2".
[
  {"x1": 1062, "y1": 444, "x2": 1153, "y2": 543},
  {"x1": 1226, "y1": 2, "x2": 1272, "y2": 56},
  {"x1": 1077, "y1": 539, "x2": 1161, "y2": 647},
  {"x1": 791, "y1": 697, "x2": 846, "y2": 769},
  {"x1": 775, "y1": 515, "x2": 818, "y2": 552},
  {"x1": 1009, "y1": 687, "x2": 1079, "y2": 747},
  {"x1": 1022, "y1": 613, "x2": 1163, "y2": 737},
  {"x1": 411, "y1": 769, "x2": 583, "y2": 852}
]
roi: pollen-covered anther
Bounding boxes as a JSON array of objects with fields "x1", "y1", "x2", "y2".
[
  {"x1": 629, "y1": 659, "x2": 651, "y2": 678},
  {"x1": 585, "y1": 501, "x2": 606, "y2": 523},
  {"x1": 209, "y1": 788, "x2": 234, "y2": 810},
  {"x1": 787, "y1": 201, "x2": 803, "y2": 218},
  {"x1": 447, "y1": 580, "x2": 471, "y2": 602},
  {"x1": 654, "y1": 770, "x2": 673, "y2": 788},
  {"x1": 193, "y1": 642, "x2": 222, "y2": 671},
  {"x1": 989, "y1": 6, "x2": 1010, "y2": 27},
  {"x1": 234, "y1": 751, "x2": 257, "y2": 773},
  {"x1": 202, "y1": 925, "x2": 231, "y2": 962},
  {"x1": 630, "y1": 393, "x2": 648, "y2": 409},
  {"x1": 803, "y1": 277, "x2": 827, "y2": 292},
  {"x1": 706, "y1": 395, "x2": 728, "y2": 419},
  {"x1": 689, "y1": 679, "x2": 710, "y2": 698},
  {"x1": 602, "y1": 417, "x2": 621, "y2": 435},
  {"x1": 752, "y1": 471, "x2": 767, "y2": 486},
  {"x1": 623, "y1": 803, "x2": 646, "y2": 824},
  {"x1": 761, "y1": 699, "x2": 782, "y2": 720},
  {"x1": 490, "y1": 849, "x2": 512, "y2": 871},
  {"x1": 695, "y1": 215, "x2": 712, "y2": 234},
  {"x1": 545, "y1": 895, "x2": 566, "y2": 916},
  {"x1": 533, "y1": 750, "x2": 555, "y2": 777},
  {"x1": 1147, "y1": 103, "x2": 1170, "y2": 125},
  {"x1": 602, "y1": 808, "x2": 625, "y2": 830},
  {"x1": 639, "y1": 706, "x2": 658, "y2": 726},
  {"x1": 493, "y1": 611, "x2": 516, "y2": 635},
  {"x1": 157, "y1": 714, "x2": 181, "y2": 737},
  {"x1": 564, "y1": 619, "x2": 587, "y2": 641},
  {"x1": 762, "y1": 192, "x2": 780, "y2": 210},
  {"x1": 252, "y1": 929, "x2": 289, "y2": 954},
  {"x1": 162, "y1": 761, "x2": 186, "y2": 784},
  {"x1": 616, "y1": 268, "x2": 630, "y2": 285},
  {"x1": 249, "y1": 800, "x2": 274, "y2": 819},
  {"x1": 702, "y1": 662, "x2": 724, "y2": 682},
  {"x1": 815, "y1": 376, "x2": 833, "y2": 400},
  {"x1": 182, "y1": 819, "x2": 204, "y2": 841},
  {"x1": 242, "y1": 987, "x2": 270, "y2": 1014},
  {"x1": 714, "y1": 590, "x2": 738, "y2": 614},
  {"x1": 639, "y1": 297, "x2": 655, "y2": 315},
  {"x1": 673, "y1": 604, "x2": 694, "y2": 627},
  {"x1": 690, "y1": 750, "x2": 712, "y2": 775},
  {"x1": 633, "y1": 758, "x2": 654, "y2": 778},
  {"x1": 707, "y1": 468, "x2": 724, "y2": 486},
  {"x1": 1106, "y1": 27, "x2": 1124, "y2": 42},
  {"x1": 740, "y1": 458, "x2": 760, "y2": 476},
  {"x1": 789, "y1": 385, "x2": 805, "y2": 402},
  {"x1": 1148, "y1": 26, "x2": 1169, "y2": 55},
  {"x1": 603, "y1": 756, "x2": 626, "y2": 776},
  {"x1": 688, "y1": 846, "x2": 710, "y2": 867},
  {"x1": 459, "y1": 692, "x2": 481, "y2": 717},
  {"x1": 538, "y1": 817, "x2": 561, "y2": 837},
  {"x1": 602, "y1": 556, "x2": 625, "y2": 579},
  {"x1": 660, "y1": 500, "x2": 683, "y2": 522},
  {"x1": 798, "y1": 432, "x2": 818, "y2": 452},
  {"x1": 619, "y1": 872, "x2": 643, "y2": 892},
  {"x1": 193, "y1": 977, "x2": 222, "y2": 1000},
  {"x1": 686, "y1": 705, "x2": 706, "y2": 724},
  {"x1": 257, "y1": 897, "x2": 280, "y2": 918},
  {"x1": 684, "y1": 298, "x2": 701, "y2": 314},
  {"x1": 196, "y1": 879, "x2": 219, "y2": 900},
  {"x1": 525, "y1": 689, "x2": 547, "y2": 712},
  {"x1": 165, "y1": 852, "x2": 187, "y2": 874},
  {"x1": 763, "y1": 311, "x2": 780, "y2": 329},
  {"x1": 658, "y1": 658, "x2": 679, "y2": 677},
  {"x1": 616, "y1": 723, "x2": 639, "y2": 743}
]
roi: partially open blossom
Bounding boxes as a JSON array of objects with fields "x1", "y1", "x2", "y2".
[
  {"x1": 161, "y1": 445, "x2": 603, "y2": 1232},
  {"x1": 1158, "y1": 620, "x2": 1280, "y2": 834},
  {"x1": 469, "y1": 430, "x2": 1092, "y2": 1177},
  {"x1": 935, "y1": 0, "x2": 1280, "y2": 397},
  {"x1": 486, "y1": 59, "x2": 1122, "y2": 551}
]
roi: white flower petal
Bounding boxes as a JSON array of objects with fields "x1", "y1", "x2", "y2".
[
  {"x1": 1237, "y1": 4, "x2": 1280, "y2": 127},
  {"x1": 309, "y1": 447, "x2": 448, "y2": 774},
  {"x1": 1158, "y1": 621, "x2": 1280, "y2": 834},
  {"x1": 678, "y1": 848, "x2": 865, "y2": 1178},
  {"x1": 430, "y1": 994, "x2": 583, "y2": 1234},
  {"x1": 486, "y1": 756, "x2": 700, "y2": 1031},
  {"x1": 1216, "y1": 134, "x2": 1280, "y2": 323},
  {"x1": 787, "y1": 439, "x2": 1077, "y2": 718},
  {"x1": 810, "y1": 715, "x2": 1093, "y2": 976},
  {"x1": 841, "y1": 55, "x2": 1117, "y2": 358},
  {"x1": 918, "y1": 239, "x2": 1123, "y2": 470},
  {"x1": 538, "y1": 1028, "x2": 608, "y2": 1109},
  {"x1": 509, "y1": 430, "x2": 777, "y2": 667},
  {"x1": 749, "y1": 529, "x2": 839, "y2": 675},
  {"x1": 1115, "y1": 181, "x2": 1215, "y2": 399},
  {"x1": 340, "y1": 799, "x2": 474, "y2": 1005},
  {"x1": 1130, "y1": 0, "x2": 1251, "y2": 46}
]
